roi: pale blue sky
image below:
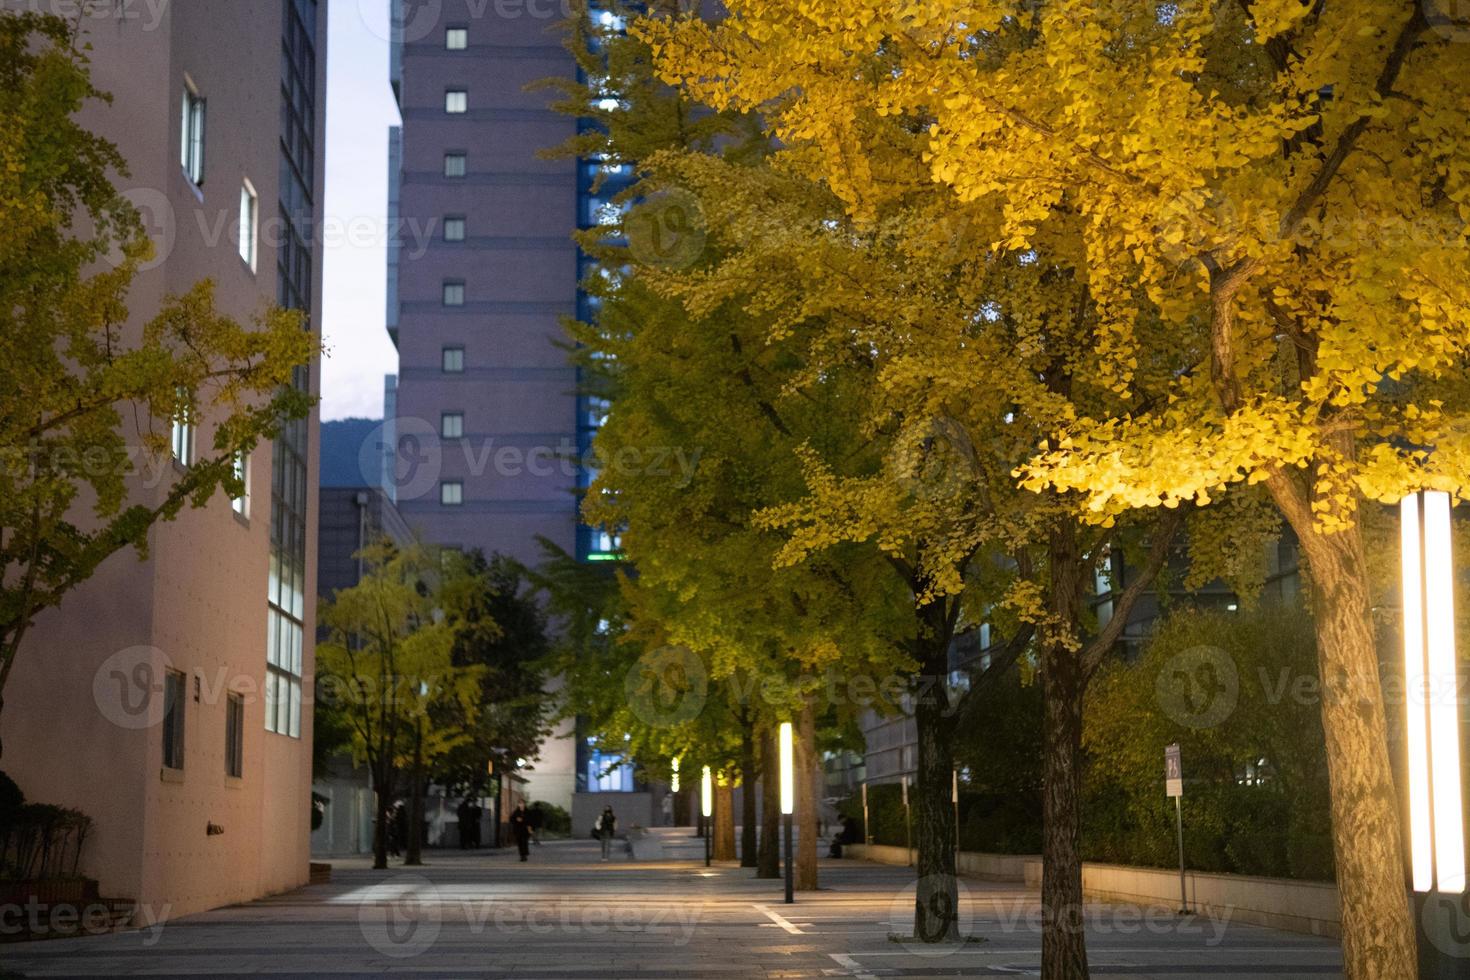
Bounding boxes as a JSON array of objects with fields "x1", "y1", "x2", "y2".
[{"x1": 320, "y1": 1, "x2": 402, "y2": 421}]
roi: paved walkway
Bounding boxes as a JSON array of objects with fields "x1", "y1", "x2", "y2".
[{"x1": 3, "y1": 829, "x2": 1343, "y2": 978}]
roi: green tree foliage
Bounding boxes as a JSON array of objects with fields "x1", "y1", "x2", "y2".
[
  {"x1": 1086, "y1": 605, "x2": 1333, "y2": 880},
  {"x1": 0, "y1": 11, "x2": 318, "y2": 742},
  {"x1": 316, "y1": 542, "x2": 480, "y2": 869},
  {"x1": 432, "y1": 551, "x2": 554, "y2": 795}
]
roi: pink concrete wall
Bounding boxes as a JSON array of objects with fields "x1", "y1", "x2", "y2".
[{"x1": 0, "y1": 0, "x2": 324, "y2": 919}]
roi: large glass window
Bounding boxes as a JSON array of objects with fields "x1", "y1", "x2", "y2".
[
  {"x1": 586, "y1": 750, "x2": 634, "y2": 792},
  {"x1": 267, "y1": 0, "x2": 316, "y2": 742}
]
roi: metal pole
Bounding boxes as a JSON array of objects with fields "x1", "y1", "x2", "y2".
[
  {"x1": 952, "y1": 768, "x2": 960, "y2": 858},
  {"x1": 1174, "y1": 795, "x2": 1187, "y2": 914},
  {"x1": 862, "y1": 782, "x2": 870, "y2": 845},
  {"x1": 903, "y1": 776, "x2": 913, "y2": 867},
  {"x1": 783, "y1": 812, "x2": 794, "y2": 904},
  {"x1": 705, "y1": 817, "x2": 711, "y2": 868}
]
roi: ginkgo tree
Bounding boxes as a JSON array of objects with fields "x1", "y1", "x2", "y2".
[{"x1": 640, "y1": 2, "x2": 1470, "y2": 977}]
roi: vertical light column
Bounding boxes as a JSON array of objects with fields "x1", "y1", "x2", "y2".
[
  {"x1": 779, "y1": 722, "x2": 794, "y2": 904},
  {"x1": 701, "y1": 765, "x2": 712, "y2": 868},
  {"x1": 1402, "y1": 491, "x2": 1467, "y2": 895}
]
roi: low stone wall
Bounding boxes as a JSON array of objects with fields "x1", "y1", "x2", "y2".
[{"x1": 844, "y1": 845, "x2": 1340, "y2": 939}]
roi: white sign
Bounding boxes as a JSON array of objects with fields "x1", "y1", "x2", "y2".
[{"x1": 1165, "y1": 743, "x2": 1184, "y2": 798}]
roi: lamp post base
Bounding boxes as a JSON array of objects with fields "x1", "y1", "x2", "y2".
[
  {"x1": 783, "y1": 813, "x2": 794, "y2": 904},
  {"x1": 1415, "y1": 890, "x2": 1470, "y2": 977}
]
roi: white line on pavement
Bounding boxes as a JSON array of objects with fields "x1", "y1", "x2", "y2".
[
  {"x1": 828, "y1": 953, "x2": 879, "y2": 980},
  {"x1": 753, "y1": 904, "x2": 805, "y2": 934}
]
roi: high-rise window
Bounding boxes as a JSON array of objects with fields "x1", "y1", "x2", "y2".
[
  {"x1": 231, "y1": 452, "x2": 250, "y2": 517},
  {"x1": 442, "y1": 281, "x2": 465, "y2": 306},
  {"x1": 446, "y1": 27, "x2": 467, "y2": 49},
  {"x1": 180, "y1": 83, "x2": 206, "y2": 186},
  {"x1": 441, "y1": 481, "x2": 463, "y2": 506},
  {"x1": 441, "y1": 413, "x2": 464, "y2": 439},
  {"x1": 445, "y1": 89, "x2": 467, "y2": 114},
  {"x1": 444, "y1": 153, "x2": 467, "y2": 178},
  {"x1": 162, "y1": 670, "x2": 186, "y2": 770},
  {"x1": 171, "y1": 391, "x2": 194, "y2": 466},
  {"x1": 239, "y1": 180, "x2": 258, "y2": 271},
  {"x1": 442, "y1": 346, "x2": 465, "y2": 373},
  {"x1": 225, "y1": 692, "x2": 244, "y2": 778},
  {"x1": 444, "y1": 216, "x2": 466, "y2": 242}
]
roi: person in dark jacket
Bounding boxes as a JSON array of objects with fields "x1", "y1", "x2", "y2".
[
  {"x1": 528, "y1": 802, "x2": 545, "y2": 845},
  {"x1": 596, "y1": 806, "x2": 617, "y2": 861},
  {"x1": 510, "y1": 802, "x2": 531, "y2": 861}
]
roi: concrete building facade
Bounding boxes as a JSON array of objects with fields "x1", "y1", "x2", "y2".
[
  {"x1": 385, "y1": 0, "x2": 639, "y2": 813},
  {"x1": 0, "y1": 0, "x2": 326, "y2": 918}
]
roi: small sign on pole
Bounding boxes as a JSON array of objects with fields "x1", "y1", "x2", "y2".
[
  {"x1": 1165, "y1": 743, "x2": 1187, "y2": 914},
  {"x1": 1164, "y1": 743, "x2": 1183, "y2": 799}
]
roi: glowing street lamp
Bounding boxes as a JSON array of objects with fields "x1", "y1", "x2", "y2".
[
  {"x1": 1401, "y1": 491, "x2": 1470, "y2": 974},
  {"x1": 779, "y1": 721, "x2": 795, "y2": 904},
  {"x1": 701, "y1": 765, "x2": 713, "y2": 868},
  {"x1": 671, "y1": 757, "x2": 681, "y2": 795},
  {"x1": 1401, "y1": 491, "x2": 1467, "y2": 896}
]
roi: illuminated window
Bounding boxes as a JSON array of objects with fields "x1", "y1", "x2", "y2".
[
  {"x1": 445, "y1": 90, "x2": 467, "y2": 114},
  {"x1": 444, "y1": 216, "x2": 465, "y2": 242},
  {"x1": 444, "y1": 153, "x2": 467, "y2": 177},
  {"x1": 442, "y1": 281, "x2": 465, "y2": 306},
  {"x1": 441, "y1": 413, "x2": 464, "y2": 439},
  {"x1": 238, "y1": 180, "x2": 258, "y2": 271},
  {"x1": 441, "y1": 481, "x2": 463, "y2": 506},
  {"x1": 446, "y1": 27, "x2": 467, "y2": 49},
  {"x1": 442, "y1": 346, "x2": 465, "y2": 372},
  {"x1": 180, "y1": 83, "x2": 206, "y2": 185}
]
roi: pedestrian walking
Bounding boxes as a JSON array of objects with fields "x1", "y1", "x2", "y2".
[
  {"x1": 511, "y1": 802, "x2": 531, "y2": 862},
  {"x1": 596, "y1": 806, "x2": 617, "y2": 861}
]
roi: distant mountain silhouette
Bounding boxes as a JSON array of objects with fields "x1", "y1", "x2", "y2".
[{"x1": 320, "y1": 417, "x2": 382, "y2": 489}]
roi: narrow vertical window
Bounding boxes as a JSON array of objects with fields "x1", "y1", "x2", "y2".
[
  {"x1": 231, "y1": 451, "x2": 250, "y2": 517},
  {"x1": 225, "y1": 692, "x2": 244, "y2": 778},
  {"x1": 180, "y1": 84, "x2": 206, "y2": 186},
  {"x1": 171, "y1": 389, "x2": 194, "y2": 466},
  {"x1": 239, "y1": 180, "x2": 258, "y2": 271},
  {"x1": 163, "y1": 670, "x2": 186, "y2": 770}
]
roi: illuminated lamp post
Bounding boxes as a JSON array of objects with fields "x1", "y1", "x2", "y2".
[{"x1": 780, "y1": 721, "x2": 795, "y2": 904}]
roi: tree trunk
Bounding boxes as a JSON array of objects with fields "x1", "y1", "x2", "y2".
[
  {"x1": 714, "y1": 778, "x2": 737, "y2": 861},
  {"x1": 740, "y1": 722, "x2": 758, "y2": 867},
  {"x1": 372, "y1": 761, "x2": 393, "y2": 871},
  {"x1": 405, "y1": 726, "x2": 424, "y2": 866},
  {"x1": 1041, "y1": 522, "x2": 1089, "y2": 980},
  {"x1": 795, "y1": 703, "x2": 819, "y2": 890},
  {"x1": 758, "y1": 729, "x2": 781, "y2": 879},
  {"x1": 1289, "y1": 515, "x2": 1416, "y2": 979},
  {"x1": 913, "y1": 631, "x2": 960, "y2": 942}
]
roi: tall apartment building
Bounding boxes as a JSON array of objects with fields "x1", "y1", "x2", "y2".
[
  {"x1": 0, "y1": 0, "x2": 325, "y2": 918},
  {"x1": 387, "y1": 1, "x2": 638, "y2": 814}
]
